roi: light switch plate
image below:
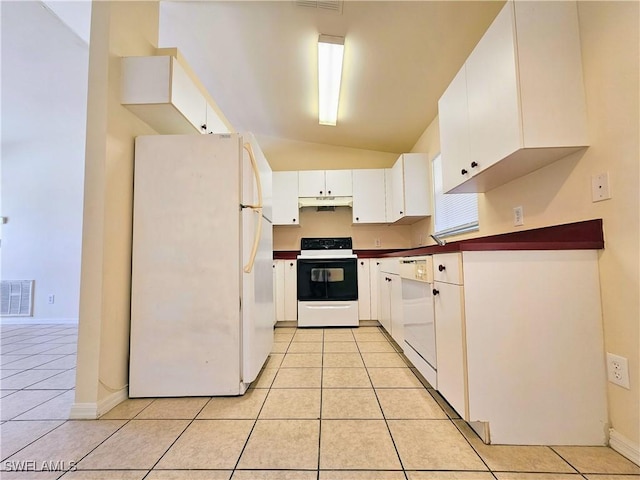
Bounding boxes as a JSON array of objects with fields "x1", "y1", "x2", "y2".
[
  {"x1": 513, "y1": 206, "x2": 524, "y2": 226},
  {"x1": 592, "y1": 172, "x2": 611, "y2": 202}
]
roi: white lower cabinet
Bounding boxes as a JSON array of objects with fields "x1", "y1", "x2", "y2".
[
  {"x1": 378, "y1": 259, "x2": 403, "y2": 347},
  {"x1": 369, "y1": 260, "x2": 381, "y2": 320},
  {"x1": 357, "y1": 259, "x2": 371, "y2": 320},
  {"x1": 274, "y1": 259, "x2": 297, "y2": 322},
  {"x1": 432, "y1": 262, "x2": 467, "y2": 419},
  {"x1": 432, "y1": 249, "x2": 607, "y2": 446}
]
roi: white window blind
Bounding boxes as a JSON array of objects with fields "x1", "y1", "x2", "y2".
[{"x1": 432, "y1": 154, "x2": 479, "y2": 236}]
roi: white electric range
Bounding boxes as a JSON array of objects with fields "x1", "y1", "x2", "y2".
[{"x1": 296, "y1": 237, "x2": 359, "y2": 327}]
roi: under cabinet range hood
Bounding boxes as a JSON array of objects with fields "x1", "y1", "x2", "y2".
[{"x1": 298, "y1": 196, "x2": 353, "y2": 208}]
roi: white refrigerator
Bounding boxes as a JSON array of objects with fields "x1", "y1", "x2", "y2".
[{"x1": 129, "y1": 133, "x2": 274, "y2": 397}]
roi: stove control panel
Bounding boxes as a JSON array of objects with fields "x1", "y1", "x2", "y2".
[{"x1": 301, "y1": 237, "x2": 352, "y2": 251}]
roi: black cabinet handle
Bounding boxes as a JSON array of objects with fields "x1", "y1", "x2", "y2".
[
  {"x1": 360, "y1": 261, "x2": 364, "y2": 265},
  {"x1": 461, "y1": 169, "x2": 468, "y2": 175},
  {"x1": 272, "y1": 264, "x2": 275, "y2": 268},
  {"x1": 328, "y1": 190, "x2": 332, "y2": 194},
  {"x1": 356, "y1": 217, "x2": 359, "y2": 221},
  {"x1": 201, "y1": 124, "x2": 207, "y2": 130},
  {"x1": 471, "y1": 161, "x2": 478, "y2": 168},
  {"x1": 432, "y1": 288, "x2": 440, "y2": 296},
  {"x1": 289, "y1": 262, "x2": 294, "y2": 266},
  {"x1": 292, "y1": 218, "x2": 296, "y2": 223},
  {"x1": 376, "y1": 262, "x2": 380, "y2": 265},
  {"x1": 320, "y1": 191, "x2": 323, "y2": 195},
  {"x1": 438, "y1": 264, "x2": 446, "y2": 272},
  {"x1": 399, "y1": 211, "x2": 404, "y2": 215}
]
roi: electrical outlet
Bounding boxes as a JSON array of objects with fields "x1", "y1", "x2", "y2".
[
  {"x1": 374, "y1": 238, "x2": 381, "y2": 247},
  {"x1": 592, "y1": 172, "x2": 611, "y2": 202},
  {"x1": 513, "y1": 206, "x2": 524, "y2": 226},
  {"x1": 606, "y1": 353, "x2": 630, "y2": 389},
  {"x1": 47, "y1": 294, "x2": 55, "y2": 305}
]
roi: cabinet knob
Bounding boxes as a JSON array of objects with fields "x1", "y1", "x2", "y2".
[
  {"x1": 471, "y1": 161, "x2": 478, "y2": 168},
  {"x1": 292, "y1": 218, "x2": 296, "y2": 223},
  {"x1": 290, "y1": 262, "x2": 294, "y2": 266},
  {"x1": 376, "y1": 262, "x2": 380, "y2": 265},
  {"x1": 200, "y1": 124, "x2": 207, "y2": 130},
  {"x1": 438, "y1": 264, "x2": 446, "y2": 272},
  {"x1": 461, "y1": 169, "x2": 468, "y2": 175},
  {"x1": 360, "y1": 261, "x2": 364, "y2": 266},
  {"x1": 356, "y1": 217, "x2": 359, "y2": 221},
  {"x1": 328, "y1": 190, "x2": 332, "y2": 194},
  {"x1": 320, "y1": 191, "x2": 323, "y2": 195},
  {"x1": 432, "y1": 288, "x2": 440, "y2": 296},
  {"x1": 399, "y1": 211, "x2": 403, "y2": 215},
  {"x1": 272, "y1": 264, "x2": 275, "y2": 268}
]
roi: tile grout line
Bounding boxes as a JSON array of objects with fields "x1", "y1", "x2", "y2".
[
  {"x1": 228, "y1": 325, "x2": 294, "y2": 477},
  {"x1": 355, "y1": 326, "x2": 409, "y2": 480},
  {"x1": 140, "y1": 398, "x2": 213, "y2": 479},
  {"x1": 316, "y1": 327, "x2": 326, "y2": 480}
]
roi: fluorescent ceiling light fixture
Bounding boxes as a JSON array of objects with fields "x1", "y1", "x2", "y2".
[{"x1": 318, "y1": 34, "x2": 345, "y2": 126}]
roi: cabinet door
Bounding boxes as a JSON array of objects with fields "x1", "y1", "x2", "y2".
[
  {"x1": 357, "y1": 259, "x2": 371, "y2": 320},
  {"x1": 352, "y1": 169, "x2": 387, "y2": 223},
  {"x1": 369, "y1": 260, "x2": 381, "y2": 320},
  {"x1": 439, "y1": 65, "x2": 472, "y2": 193},
  {"x1": 384, "y1": 169, "x2": 394, "y2": 223},
  {"x1": 298, "y1": 170, "x2": 326, "y2": 197},
  {"x1": 391, "y1": 158, "x2": 405, "y2": 222},
  {"x1": 283, "y1": 260, "x2": 298, "y2": 321},
  {"x1": 171, "y1": 59, "x2": 208, "y2": 133},
  {"x1": 389, "y1": 274, "x2": 404, "y2": 348},
  {"x1": 466, "y1": 2, "x2": 520, "y2": 173},
  {"x1": 402, "y1": 154, "x2": 431, "y2": 217},
  {"x1": 378, "y1": 272, "x2": 392, "y2": 334},
  {"x1": 272, "y1": 172, "x2": 299, "y2": 225},
  {"x1": 325, "y1": 170, "x2": 352, "y2": 196},
  {"x1": 433, "y1": 281, "x2": 467, "y2": 419},
  {"x1": 274, "y1": 261, "x2": 285, "y2": 322},
  {"x1": 205, "y1": 103, "x2": 229, "y2": 134}
]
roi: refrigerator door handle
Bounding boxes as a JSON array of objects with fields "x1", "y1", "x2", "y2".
[
  {"x1": 242, "y1": 142, "x2": 263, "y2": 209},
  {"x1": 243, "y1": 208, "x2": 262, "y2": 273}
]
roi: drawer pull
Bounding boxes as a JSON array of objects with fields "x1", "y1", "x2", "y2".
[
  {"x1": 471, "y1": 161, "x2": 478, "y2": 168},
  {"x1": 438, "y1": 264, "x2": 446, "y2": 272},
  {"x1": 461, "y1": 169, "x2": 468, "y2": 175}
]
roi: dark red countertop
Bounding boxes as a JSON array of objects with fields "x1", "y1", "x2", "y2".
[{"x1": 273, "y1": 219, "x2": 604, "y2": 259}]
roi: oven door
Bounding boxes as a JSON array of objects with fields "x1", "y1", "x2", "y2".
[{"x1": 297, "y1": 258, "x2": 358, "y2": 301}]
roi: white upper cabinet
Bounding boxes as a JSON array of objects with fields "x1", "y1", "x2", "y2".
[
  {"x1": 299, "y1": 170, "x2": 352, "y2": 197},
  {"x1": 439, "y1": 1, "x2": 588, "y2": 193},
  {"x1": 439, "y1": 65, "x2": 472, "y2": 194},
  {"x1": 121, "y1": 54, "x2": 230, "y2": 136},
  {"x1": 390, "y1": 153, "x2": 431, "y2": 224},
  {"x1": 352, "y1": 169, "x2": 387, "y2": 224},
  {"x1": 205, "y1": 103, "x2": 230, "y2": 134},
  {"x1": 272, "y1": 171, "x2": 299, "y2": 226}
]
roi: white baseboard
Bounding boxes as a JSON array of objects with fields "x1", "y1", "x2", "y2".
[
  {"x1": 69, "y1": 389, "x2": 128, "y2": 419},
  {"x1": 610, "y1": 428, "x2": 640, "y2": 466},
  {"x1": 1, "y1": 317, "x2": 78, "y2": 325}
]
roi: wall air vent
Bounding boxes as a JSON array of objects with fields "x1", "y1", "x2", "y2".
[
  {"x1": 1, "y1": 280, "x2": 35, "y2": 317},
  {"x1": 295, "y1": 0, "x2": 343, "y2": 14}
]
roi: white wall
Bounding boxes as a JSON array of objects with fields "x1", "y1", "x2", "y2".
[{"x1": 1, "y1": 1, "x2": 89, "y2": 323}]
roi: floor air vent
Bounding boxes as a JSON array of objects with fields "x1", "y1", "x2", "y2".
[
  {"x1": 295, "y1": 0, "x2": 343, "y2": 14},
  {"x1": 1, "y1": 280, "x2": 34, "y2": 317}
]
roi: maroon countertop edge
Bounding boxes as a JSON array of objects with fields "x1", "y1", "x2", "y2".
[{"x1": 273, "y1": 218, "x2": 604, "y2": 259}]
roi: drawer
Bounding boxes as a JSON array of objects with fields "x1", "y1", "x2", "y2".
[
  {"x1": 379, "y1": 257, "x2": 401, "y2": 275},
  {"x1": 433, "y1": 252, "x2": 463, "y2": 285}
]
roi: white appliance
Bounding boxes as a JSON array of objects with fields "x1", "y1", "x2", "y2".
[
  {"x1": 400, "y1": 256, "x2": 437, "y2": 387},
  {"x1": 129, "y1": 133, "x2": 274, "y2": 397},
  {"x1": 297, "y1": 237, "x2": 359, "y2": 327}
]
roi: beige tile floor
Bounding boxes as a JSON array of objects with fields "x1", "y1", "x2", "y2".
[{"x1": 1, "y1": 323, "x2": 639, "y2": 480}]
